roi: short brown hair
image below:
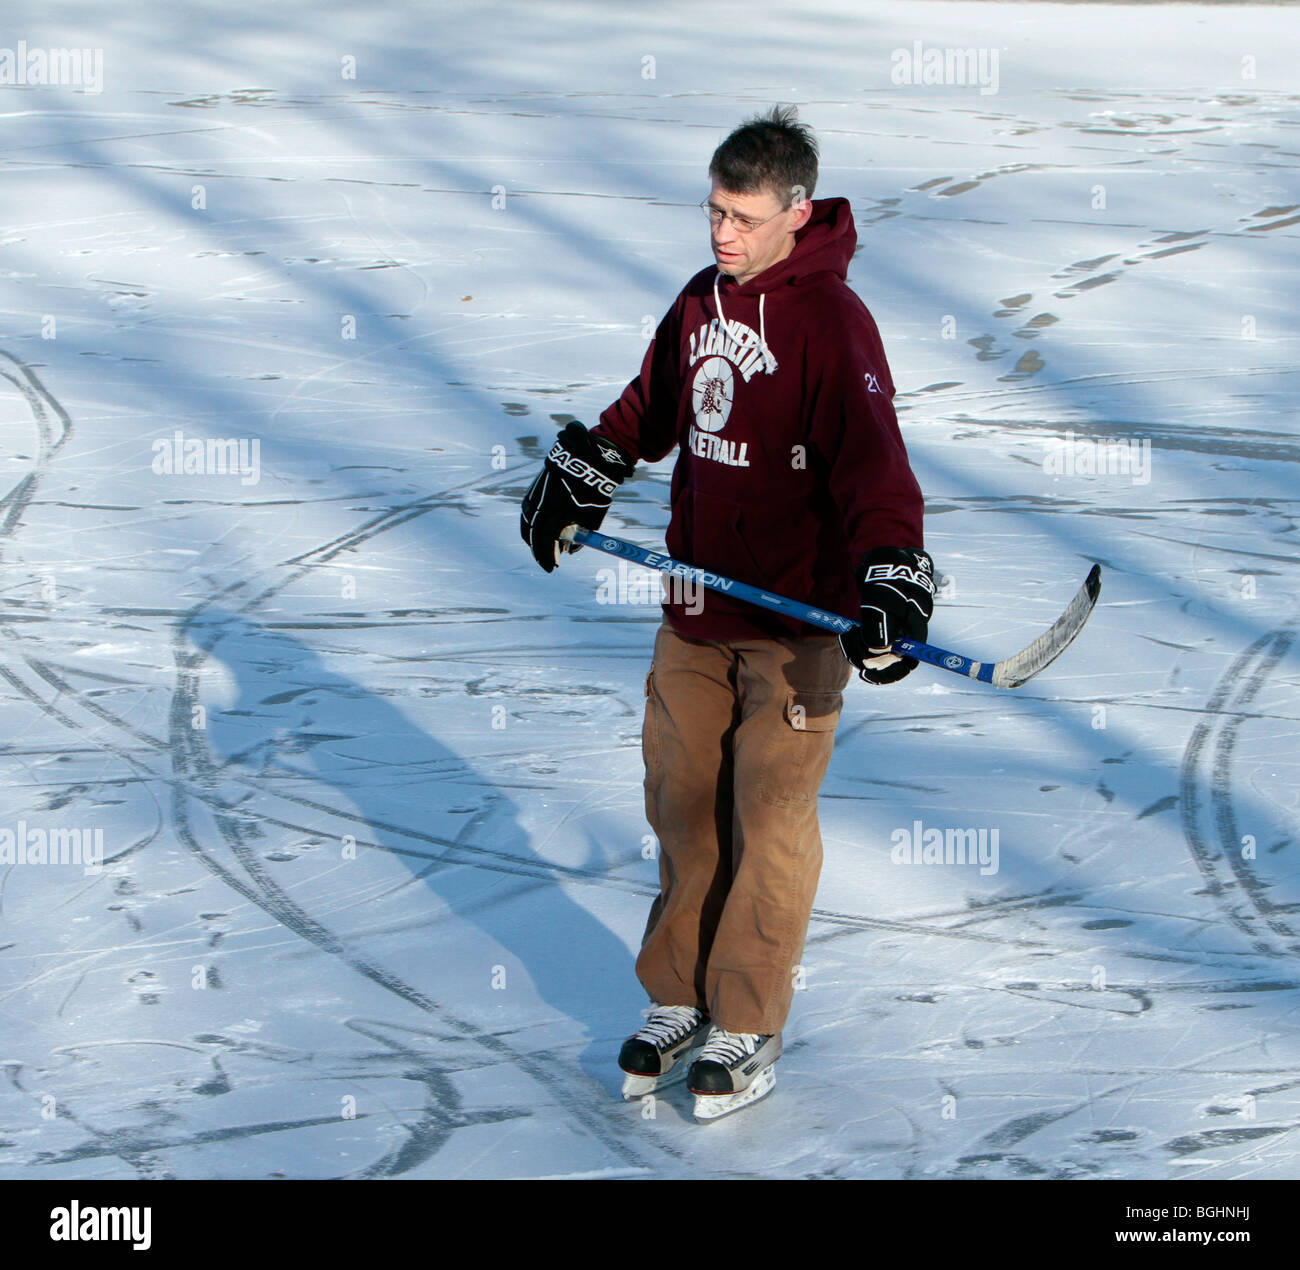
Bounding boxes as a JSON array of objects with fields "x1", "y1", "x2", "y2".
[{"x1": 708, "y1": 104, "x2": 818, "y2": 206}]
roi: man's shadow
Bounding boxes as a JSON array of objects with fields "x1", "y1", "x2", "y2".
[{"x1": 189, "y1": 608, "x2": 638, "y2": 1086}]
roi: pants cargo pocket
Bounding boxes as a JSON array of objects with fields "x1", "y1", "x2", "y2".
[{"x1": 757, "y1": 688, "x2": 843, "y2": 807}]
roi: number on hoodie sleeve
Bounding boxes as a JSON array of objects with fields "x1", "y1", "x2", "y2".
[{"x1": 807, "y1": 298, "x2": 925, "y2": 563}]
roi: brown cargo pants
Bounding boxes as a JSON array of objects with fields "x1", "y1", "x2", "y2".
[{"x1": 636, "y1": 619, "x2": 853, "y2": 1035}]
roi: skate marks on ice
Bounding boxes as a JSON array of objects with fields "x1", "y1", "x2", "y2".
[
  {"x1": 0, "y1": 349, "x2": 72, "y2": 550},
  {"x1": 1, "y1": 642, "x2": 668, "y2": 1178},
  {"x1": 3, "y1": 1019, "x2": 568, "y2": 1179},
  {"x1": 163, "y1": 604, "x2": 675, "y2": 1171},
  {"x1": 795, "y1": 627, "x2": 1300, "y2": 1179},
  {"x1": 0, "y1": 451, "x2": 682, "y2": 1179},
  {"x1": 153, "y1": 480, "x2": 717, "y2": 1174},
  {"x1": 1180, "y1": 627, "x2": 1299, "y2": 959},
  {"x1": 792, "y1": 965, "x2": 1300, "y2": 1180}
]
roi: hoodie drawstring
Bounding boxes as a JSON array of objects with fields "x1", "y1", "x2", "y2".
[{"x1": 713, "y1": 274, "x2": 778, "y2": 375}]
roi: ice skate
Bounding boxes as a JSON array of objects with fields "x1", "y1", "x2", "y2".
[
  {"x1": 687, "y1": 1028, "x2": 782, "y2": 1121},
  {"x1": 618, "y1": 1004, "x2": 710, "y2": 1099}
]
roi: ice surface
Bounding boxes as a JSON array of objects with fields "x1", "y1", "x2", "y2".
[{"x1": 0, "y1": 0, "x2": 1297, "y2": 1179}]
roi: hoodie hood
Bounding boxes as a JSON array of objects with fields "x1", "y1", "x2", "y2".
[{"x1": 716, "y1": 196, "x2": 857, "y2": 295}]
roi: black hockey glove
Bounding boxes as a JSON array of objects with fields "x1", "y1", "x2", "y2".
[
  {"x1": 520, "y1": 422, "x2": 635, "y2": 572},
  {"x1": 839, "y1": 546, "x2": 935, "y2": 684}
]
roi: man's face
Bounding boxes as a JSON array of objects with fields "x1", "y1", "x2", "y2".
[{"x1": 708, "y1": 180, "x2": 811, "y2": 287}]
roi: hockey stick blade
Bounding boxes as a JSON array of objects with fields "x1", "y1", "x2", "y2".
[
  {"x1": 986, "y1": 565, "x2": 1100, "y2": 689},
  {"x1": 561, "y1": 527, "x2": 1100, "y2": 690}
]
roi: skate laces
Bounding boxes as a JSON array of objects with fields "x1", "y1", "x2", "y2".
[
  {"x1": 636, "y1": 1005, "x2": 703, "y2": 1047},
  {"x1": 698, "y1": 1028, "x2": 766, "y2": 1065}
]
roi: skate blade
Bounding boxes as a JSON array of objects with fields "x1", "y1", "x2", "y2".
[
  {"x1": 621, "y1": 1066, "x2": 689, "y2": 1100},
  {"x1": 620, "y1": 1038, "x2": 706, "y2": 1100},
  {"x1": 619, "y1": 1030, "x2": 710, "y2": 1100},
  {"x1": 691, "y1": 1066, "x2": 776, "y2": 1121}
]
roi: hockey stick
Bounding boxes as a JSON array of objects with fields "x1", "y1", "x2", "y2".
[{"x1": 561, "y1": 526, "x2": 1101, "y2": 690}]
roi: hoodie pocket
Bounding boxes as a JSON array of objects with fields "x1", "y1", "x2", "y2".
[
  {"x1": 733, "y1": 494, "x2": 815, "y2": 601},
  {"x1": 678, "y1": 486, "x2": 802, "y2": 583},
  {"x1": 675, "y1": 487, "x2": 745, "y2": 579}
]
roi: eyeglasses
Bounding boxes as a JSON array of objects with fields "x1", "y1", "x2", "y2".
[{"x1": 700, "y1": 199, "x2": 788, "y2": 234}]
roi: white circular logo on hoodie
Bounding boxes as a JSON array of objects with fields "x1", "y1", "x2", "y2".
[{"x1": 691, "y1": 356, "x2": 734, "y2": 433}]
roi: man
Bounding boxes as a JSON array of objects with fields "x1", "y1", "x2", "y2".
[{"x1": 521, "y1": 106, "x2": 933, "y2": 1120}]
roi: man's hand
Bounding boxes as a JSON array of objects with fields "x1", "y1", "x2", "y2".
[
  {"x1": 839, "y1": 546, "x2": 935, "y2": 684},
  {"x1": 520, "y1": 422, "x2": 635, "y2": 572}
]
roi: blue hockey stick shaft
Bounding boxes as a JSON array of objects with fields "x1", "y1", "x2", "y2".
[{"x1": 567, "y1": 526, "x2": 996, "y2": 685}]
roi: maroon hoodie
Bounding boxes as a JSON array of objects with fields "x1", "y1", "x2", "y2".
[{"x1": 592, "y1": 196, "x2": 924, "y2": 642}]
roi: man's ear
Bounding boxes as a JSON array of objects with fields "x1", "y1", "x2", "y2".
[{"x1": 788, "y1": 186, "x2": 814, "y2": 231}]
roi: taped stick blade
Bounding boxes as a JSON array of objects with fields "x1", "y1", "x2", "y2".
[{"x1": 991, "y1": 565, "x2": 1102, "y2": 690}]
